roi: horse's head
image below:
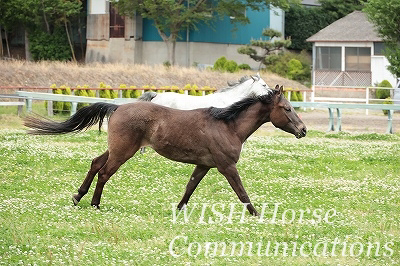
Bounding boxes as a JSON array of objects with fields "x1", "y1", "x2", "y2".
[
  {"x1": 222, "y1": 73, "x2": 271, "y2": 96},
  {"x1": 269, "y1": 85, "x2": 307, "y2": 139},
  {"x1": 248, "y1": 73, "x2": 271, "y2": 96}
]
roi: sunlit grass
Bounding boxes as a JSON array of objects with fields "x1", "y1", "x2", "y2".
[{"x1": 0, "y1": 130, "x2": 399, "y2": 265}]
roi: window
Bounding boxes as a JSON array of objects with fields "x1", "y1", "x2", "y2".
[
  {"x1": 315, "y1": 47, "x2": 341, "y2": 71},
  {"x1": 109, "y1": 3, "x2": 125, "y2": 38},
  {"x1": 345, "y1": 47, "x2": 371, "y2": 71},
  {"x1": 374, "y1": 42, "x2": 385, "y2": 56}
]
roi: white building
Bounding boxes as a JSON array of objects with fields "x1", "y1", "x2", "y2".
[{"x1": 307, "y1": 11, "x2": 397, "y2": 97}]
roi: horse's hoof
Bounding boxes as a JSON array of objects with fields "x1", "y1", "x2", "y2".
[
  {"x1": 72, "y1": 195, "x2": 79, "y2": 206},
  {"x1": 91, "y1": 204, "x2": 100, "y2": 209},
  {"x1": 177, "y1": 203, "x2": 186, "y2": 210}
]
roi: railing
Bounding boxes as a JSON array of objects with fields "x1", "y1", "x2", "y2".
[
  {"x1": 290, "y1": 101, "x2": 400, "y2": 134},
  {"x1": 312, "y1": 85, "x2": 398, "y2": 115}
]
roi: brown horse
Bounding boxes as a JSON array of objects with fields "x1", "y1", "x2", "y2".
[{"x1": 24, "y1": 85, "x2": 306, "y2": 216}]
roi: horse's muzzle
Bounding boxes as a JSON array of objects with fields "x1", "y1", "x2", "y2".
[{"x1": 296, "y1": 126, "x2": 307, "y2": 139}]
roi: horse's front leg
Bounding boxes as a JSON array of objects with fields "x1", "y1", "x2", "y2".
[
  {"x1": 217, "y1": 164, "x2": 259, "y2": 216},
  {"x1": 177, "y1": 165, "x2": 210, "y2": 210}
]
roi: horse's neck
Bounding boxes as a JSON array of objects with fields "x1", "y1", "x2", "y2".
[
  {"x1": 233, "y1": 102, "x2": 271, "y2": 142},
  {"x1": 222, "y1": 82, "x2": 253, "y2": 98}
]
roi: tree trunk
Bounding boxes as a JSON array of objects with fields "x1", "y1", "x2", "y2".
[
  {"x1": 24, "y1": 30, "x2": 32, "y2": 61},
  {"x1": 64, "y1": 17, "x2": 76, "y2": 63},
  {"x1": 78, "y1": 16, "x2": 84, "y2": 60},
  {"x1": 5, "y1": 29, "x2": 10, "y2": 57},
  {"x1": 171, "y1": 40, "x2": 176, "y2": 66},
  {"x1": 41, "y1": 0, "x2": 50, "y2": 33},
  {"x1": 0, "y1": 25, "x2": 3, "y2": 58}
]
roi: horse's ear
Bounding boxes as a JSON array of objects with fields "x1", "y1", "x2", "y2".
[
  {"x1": 251, "y1": 73, "x2": 260, "y2": 81},
  {"x1": 274, "y1": 84, "x2": 280, "y2": 91},
  {"x1": 279, "y1": 86, "x2": 284, "y2": 94}
]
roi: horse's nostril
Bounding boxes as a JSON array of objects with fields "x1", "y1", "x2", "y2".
[{"x1": 301, "y1": 127, "x2": 307, "y2": 136}]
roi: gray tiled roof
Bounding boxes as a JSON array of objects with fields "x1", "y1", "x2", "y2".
[{"x1": 306, "y1": 11, "x2": 382, "y2": 42}]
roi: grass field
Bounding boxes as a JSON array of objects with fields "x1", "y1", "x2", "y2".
[{"x1": 0, "y1": 129, "x2": 399, "y2": 265}]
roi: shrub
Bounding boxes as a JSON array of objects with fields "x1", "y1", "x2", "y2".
[
  {"x1": 130, "y1": 86, "x2": 142, "y2": 98},
  {"x1": 107, "y1": 85, "x2": 118, "y2": 99},
  {"x1": 163, "y1": 61, "x2": 171, "y2": 68},
  {"x1": 290, "y1": 90, "x2": 298, "y2": 101},
  {"x1": 52, "y1": 88, "x2": 64, "y2": 113},
  {"x1": 74, "y1": 86, "x2": 89, "y2": 109},
  {"x1": 29, "y1": 27, "x2": 71, "y2": 61},
  {"x1": 213, "y1": 56, "x2": 227, "y2": 71},
  {"x1": 375, "y1": 80, "x2": 392, "y2": 99},
  {"x1": 120, "y1": 84, "x2": 131, "y2": 98},
  {"x1": 238, "y1": 63, "x2": 251, "y2": 70},
  {"x1": 192, "y1": 84, "x2": 202, "y2": 96},
  {"x1": 82, "y1": 85, "x2": 95, "y2": 97},
  {"x1": 60, "y1": 86, "x2": 71, "y2": 112},
  {"x1": 99, "y1": 89, "x2": 111, "y2": 99},
  {"x1": 203, "y1": 86, "x2": 214, "y2": 95},
  {"x1": 224, "y1": 60, "x2": 239, "y2": 73},
  {"x1": 266, "y1": 50, "x2": 311, "y2": 84},
  {"x1": 382, "y1": 97, "x2": 393, "y2": 115},
  {"x1": 287, "y1": 59, "x2": 304, "y2": 80},
  {"x1": 296, "y1": 91, "x2": 303, "y2": 102}
]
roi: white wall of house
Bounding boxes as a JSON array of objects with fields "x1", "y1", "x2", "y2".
[
  {"x1": 89, "y1": 0, "x2": 107, "y2": 15},
  {"x1": 269, "y1": 7, "x2": 284, "y2": 35}
]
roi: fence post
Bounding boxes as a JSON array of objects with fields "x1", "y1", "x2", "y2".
[
  {"x1": 17, "y1": 88, "x2": 23, "y2": 116},
  {"x1": 47, "y1": 89, "x2": 53, "y2": 117},
  {"x1": 365, "y1": 87, "x2": 369, "y2": 115},
  {"x1": 71, "y1": 102, "x2": 78, "y2": 116},
  {"x1": 26, "y1": 98, "x2": 33, "y2": 113}
]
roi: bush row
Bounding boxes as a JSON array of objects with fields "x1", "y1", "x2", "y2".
[
  {"x1": 46, "y1": 83, "x2": 217, "y2": 113},
  {"x1": 213, "y1": 56, "x2": 251, "y2": 73},
  {"x1": 283, "y1": 89, "x2": 304, "y2": 102}
]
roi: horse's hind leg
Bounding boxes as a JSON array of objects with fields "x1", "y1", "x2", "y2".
[
  {"x1": 177, "y1": 165, "x2": 210, "y2": 210},
  {"x1": 72, "y1": 150, "x2": 109, "y2": 205},
  {"x1": 90, "y1": 144, "x2": 140, "y2": 208}
]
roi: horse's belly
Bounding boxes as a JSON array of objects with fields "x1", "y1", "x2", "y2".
[{"x1": 153, "y1": 145, "x2": 215, "y2": 167}]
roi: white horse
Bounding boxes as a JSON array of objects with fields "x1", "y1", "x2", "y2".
[{"x1": 139, "y1": 73, "x2": 270, "y2": 109}]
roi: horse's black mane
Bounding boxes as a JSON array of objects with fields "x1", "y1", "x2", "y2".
[{"x1": 209, "y1": 92, "x2": 274, "y2": 122}]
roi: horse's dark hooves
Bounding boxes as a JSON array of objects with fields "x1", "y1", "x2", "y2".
[
  {"x1": 177, "y1": 203, "x2": 186, "y2": 210},
  {"x1": 72, "y1": 195, "x2": 79, "y2": 206}
]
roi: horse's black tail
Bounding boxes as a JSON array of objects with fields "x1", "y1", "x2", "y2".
[
  {"x1": 138, "y1": 91, "x2": 157, "y2": 102},
  {"x1": 24, "y1": 102, "x2": 119, "y2": 135}
]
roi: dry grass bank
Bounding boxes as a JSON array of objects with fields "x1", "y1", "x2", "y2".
[{"x1": 0, "y1": 60, "x2": 309, "y2": 90}]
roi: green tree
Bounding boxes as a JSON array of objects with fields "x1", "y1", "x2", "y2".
[
  {"x1": 114, "y1": 0, "x2": 299, "y2": 65},
  {"x1": 319, "y1": 0, "x2": 364, "y2": 21},
  {"x1": 237, "y1": 28, "x2": 291, "y2": 69},
  {"x1": 285, "y1": 5, "x2": 330, "y2": 50},
  {"x1": 0, "y1": 0, "x2": 83, "y2": 61},
  {"x1": 285, "y1": 0, "x2": 363, "y2": 51},
  {"x1": 364, "y1": 0, "x2": 400, "y2": 78}
]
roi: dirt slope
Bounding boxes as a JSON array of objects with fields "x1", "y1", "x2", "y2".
[{"x1": 0, "y1": 60, "x2": 309, "y2": 90}]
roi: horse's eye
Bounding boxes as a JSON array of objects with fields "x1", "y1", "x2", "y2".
[{"x1": 284, "y1": 106, "x2": 291, "y2": 112}]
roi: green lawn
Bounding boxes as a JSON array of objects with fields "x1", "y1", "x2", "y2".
[{"x1": 0, "y1": 130, "x2": 399, "y2": 265}]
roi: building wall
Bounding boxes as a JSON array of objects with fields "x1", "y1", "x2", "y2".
[
  {"x1": 140, "y1": 41, "x2": 263, "y2": 68},
  {"x1": 86, "y1": 0, "x2": 282, "y2": 67},
  {"x1": 142, "y1": 9, "x2": 271, "y2": 44}
]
